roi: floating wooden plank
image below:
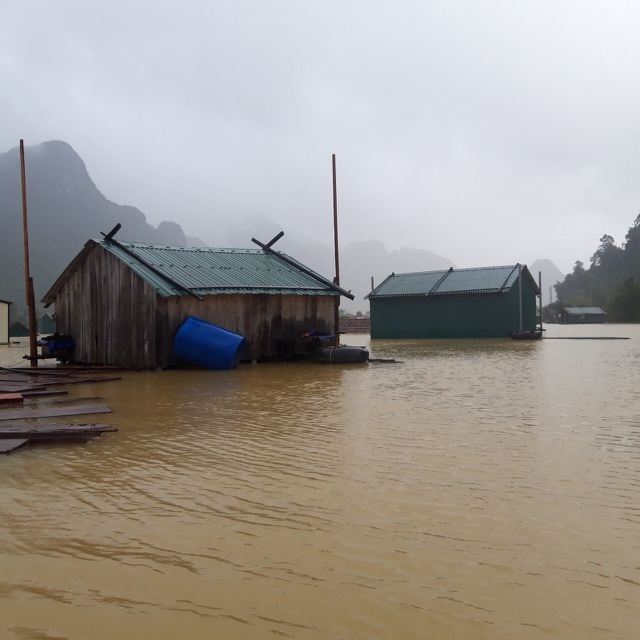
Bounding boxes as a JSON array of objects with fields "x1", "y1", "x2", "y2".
[
  {"x1": 0, "y1": 439, "x2": 30, "y2": 454},
  {"x1": 0, "y1": 369, "x2": 122, "y2": 389},
  {"x1": 53, "y1": 376, "x2": 122, "y2": 385},
  {"x1": 2, "y1": 365, "x2": 125, "y2": 374},
  {"x1": 544, "y1": 336, "x2": 630, "y2": 340},
  {"x1": 0, "y1": 403, "x2": 112, "y2": 421},
  {"x1": 0, "y1": 393, "x2": 24, "y2": 405},
  {"x1": 0, "y1": 423, "x2": 116, "y2": 440},
  {"x1": 0, "y1": 383, "x2": 49, "y2": 394},
  {"x1": 22, "y1": 396, "x2": 103, "y2": 407},
  {"x1": 0, "y1": 376, "x2": 122, "y2": 388},
  {"x1": 0, "y1": 366, "x2": 71, "y2": 377},
  {"x1": 19, "y1": 390, "x2": 69, "y2": 399}
]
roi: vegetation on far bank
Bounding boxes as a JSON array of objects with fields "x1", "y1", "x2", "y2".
[{"x1": 544, "y1": 213, "x2": 640, "y2": 322}]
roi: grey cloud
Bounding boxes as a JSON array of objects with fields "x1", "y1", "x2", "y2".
[{"x1": 3, "y1": 0, "x2": 640, "y2": 277}]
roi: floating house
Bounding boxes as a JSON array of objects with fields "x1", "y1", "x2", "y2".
[
  {"x1": 9, "y1": 321, "x2": 29, "y2": 339},
  {"x1": 42, "y1": 236, "x2": 353, "y2": 368},
  {"x1": 366, "y1": 264, "x2": 540, "y2": 339},
  {"x1": 560, "y1": 306, "x2": 606, "y2": 324},
  {"x1": 39, "y1": 312, "x2": 56, "y2": 334},
  {"x1": 0, "y1": 299, "x2": 10, "y2": 344}
]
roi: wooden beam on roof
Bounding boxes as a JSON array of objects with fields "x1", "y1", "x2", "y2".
[
  {"x1": 101, "y1": 233, "x2": 204, "y2": 300},
  {"x1": 251, "y1": 235, "x2": 354, "y2": 300}
]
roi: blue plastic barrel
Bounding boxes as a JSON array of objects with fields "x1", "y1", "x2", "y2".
[{"x1": 173, "y1": 317, "x2": 245, "y2": 370}]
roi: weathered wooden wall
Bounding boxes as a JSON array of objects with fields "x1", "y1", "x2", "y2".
[
  {"x1": 52, "y1": 245, "x2": 337, "y2": 368},
  {"x1": 52, "y1": 246, "x2": 157, "y2": 368},
  {"x1": 156, "y1": 293, "x2": 336, "y2": 367}
]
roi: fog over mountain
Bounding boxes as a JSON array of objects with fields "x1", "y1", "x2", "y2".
[
  {"x1": 0, "y1": 141, "x2": 189, "y2": 316},
  {"x1": 529, "y1": 259, "x2": 565, "y2": 306},
  {"x1": 0, "y1": 141, "x2": 565, "y2": 316}
]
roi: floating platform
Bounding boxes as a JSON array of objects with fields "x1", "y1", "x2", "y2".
[
  {"x1": 0, "y1": 439, "x2": 29, "y2": 454},
  {"x1": 0, "y1": 402, "x2": 112, "y2": 421},
  {"x1": 0, "y1": 424, "x2": 117, "y2": 454},
  {"x1": 0, "y1": 423, "x2": 117, "y2": 441},
  {"x1": 0, "y1": 369, "x2": 120, "y2": 454},
  {"x1": 0, "y1": 393, "x2": 24, "y2": 405}
]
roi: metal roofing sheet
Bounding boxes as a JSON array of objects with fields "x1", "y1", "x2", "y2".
[
  {"x1": 97, "y1": 240, "x2": 346, "y2": 298},
  {"x1": 367, "y1": 265, "x2": 523, "y2": 298},
  {"x1": 563, "y1": 306, "x2": 606, "y2": 314}
]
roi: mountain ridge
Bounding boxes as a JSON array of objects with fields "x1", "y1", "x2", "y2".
[{"x1": 0, "y1": 140, "x2": 566, "y2": 318}]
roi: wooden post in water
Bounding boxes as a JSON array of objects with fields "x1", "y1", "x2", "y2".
[
  {"x1": 20, "y1": 140, "x2": 38, "y2": 367},
  {"x1": 332, "y1": 154, "x2": 340, "y2": 346}
]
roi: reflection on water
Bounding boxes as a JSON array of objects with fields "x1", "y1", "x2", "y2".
[{"x1": 1, "y1": 325, "x2": 640, "y2": 639}]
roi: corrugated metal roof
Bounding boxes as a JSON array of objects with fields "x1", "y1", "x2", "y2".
[
  {"x1": 94, "y1": 240, "x2": 353, "y2": 298},
  {"x1": 563, "y1": 306, "x2": 606, "y2": 315},
  {"x1": 366, "y1": 265, "x2": 533, "y2": 298}
]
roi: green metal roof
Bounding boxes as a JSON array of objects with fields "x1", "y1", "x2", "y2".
[
  {"x1": 563, "y1": 306, "x2": 606, "y2": 315},
  {"x1": 43, "y1": 239, "x2": 354, "y2": 302},
  {"x1": 366, "y1": 265, "x2": 539, "y2": 299}
]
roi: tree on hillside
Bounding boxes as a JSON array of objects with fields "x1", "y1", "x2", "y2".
[
  {"x1": 607, "y1": 278, "x2": 640, "y2": 321},
  {"x1": 622, "y1": 214, "x2": 640, "y2": 277},
  {"x1": 554, "y1": 260, "x2": 591, "y2": 305},
  {"x1": 554, "y1": 213, "x2": 640, "y2": 317},
  {"x1": 591, "y1": 234, "x2": 622, "y2": 268}
]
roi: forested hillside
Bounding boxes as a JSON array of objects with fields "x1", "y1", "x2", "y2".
[{"x1": 553, "y1": 214, "x2": 640, "y2": 321}]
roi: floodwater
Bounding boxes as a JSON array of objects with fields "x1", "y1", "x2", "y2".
[{"x1": 1, "y1": 324, "x2": 640, "y2": 640}]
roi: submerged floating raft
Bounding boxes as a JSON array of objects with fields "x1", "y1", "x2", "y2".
[
  {"x1": 0, "y1": 403, "x2": 112, "y2": 421},
  {"x1": 0, "y1": 424, "x2": 117, "y2": 454},
  {"x1": 0, "y1": 369, "x2": 120, "y2": 454},
  {"x1": 0, "y1": 439, "x2": 29, "y2": 454},
  {"x1": 543, "y1": 336, "x2": 630, "y2": 340},
  {"x1": 0, "y1": 423, "x2": 116, "y2": 440}
]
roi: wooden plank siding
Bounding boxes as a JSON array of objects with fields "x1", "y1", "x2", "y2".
[
  {"x1": 53, "y1": 247, "x2": 158, "y2": 369},
  {"x1": 156, "y1": 292, "x2": 335, "y2": 366},
  {"x1": 50, "y1": 244, "x2": 337, "y2": 368}
]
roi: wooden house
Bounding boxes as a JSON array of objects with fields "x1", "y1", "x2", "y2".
[
  {"x1": 366, "y1": 264, "x2": 540, "y2": 339},
  {"x1": 42, "y1": 236, "x2": 353, "y2": 368}
]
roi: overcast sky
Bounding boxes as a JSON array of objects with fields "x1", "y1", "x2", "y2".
[{"x1": 3, "y1": 1, "x2": 640, "y2": 275}]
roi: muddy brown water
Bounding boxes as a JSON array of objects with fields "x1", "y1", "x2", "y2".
[{"x1": 1, "y1": 324, "x2": 639, "y2": 639}]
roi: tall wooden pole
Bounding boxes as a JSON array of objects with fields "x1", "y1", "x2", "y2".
[
  {"x1": 20, "y1": 140, "x2": 38, "y2": 367},
  {"x1": 332, "y1": 154, "x2": 340, "y2": 346}
]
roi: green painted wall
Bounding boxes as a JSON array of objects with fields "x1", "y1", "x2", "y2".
[{"x1": 370, "y1": 275, "x2": 538, "y2": 339}]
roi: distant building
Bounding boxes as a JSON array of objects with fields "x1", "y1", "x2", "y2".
[
  {"x1": 39, "y1": 313, "x2": 56, "y2": 334},
  {"x1": 338, "y1": 317, "x2": 371, "y2": 334},
  {"x1": 42, "y1": 237, "x2": 353, "y2": 368},
  {"x1": 561, "y1": 307, "x2": 606, "y2": 324},
  {"x1": 0, "y1": 299, "x2": 10, "y2": 344},
  {"x1": 9, "y1": 321, "x2": 29, "y2": 338},
  {"x1": 366, "y1": 264, "x2": 540, "y2": 339}
]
